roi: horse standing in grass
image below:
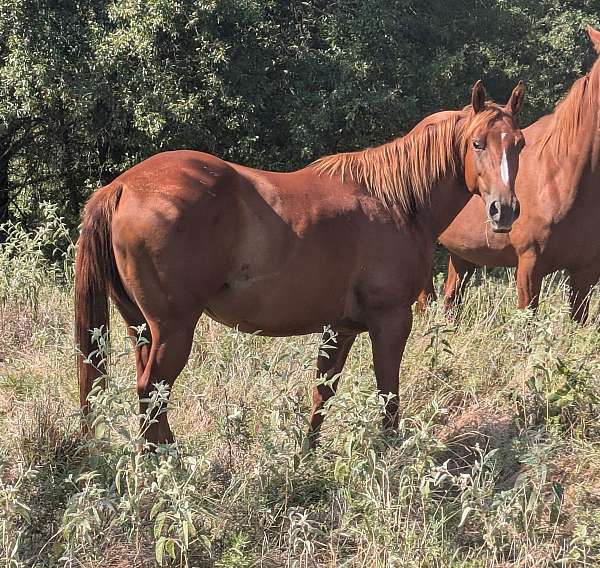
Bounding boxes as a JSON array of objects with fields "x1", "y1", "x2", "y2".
[
  {"x1": 75, "y1": 80, "x2": 525, "y2": 446},
  {"x1": 419, "y1": 26, "x2": 600, "y2": 323}
]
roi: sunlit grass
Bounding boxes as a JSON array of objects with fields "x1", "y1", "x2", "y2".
[{"x1": 2, "y1": 212, "x2": 600, "y2": 567}]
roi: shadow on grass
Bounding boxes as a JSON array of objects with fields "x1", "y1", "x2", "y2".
[{"x1": 437, "y1": 404, "x2": 521, "y2": 489}]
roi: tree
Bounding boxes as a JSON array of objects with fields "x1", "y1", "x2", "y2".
[{"x1": 0, "y1": 0, "x2": 598, "y2": 232}]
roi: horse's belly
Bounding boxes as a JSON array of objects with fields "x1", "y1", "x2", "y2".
[
  {"x1": 452, "y1": 244, "x2": 518, "y2": 268},
  {"x1": 203, "y1": 272, "x2": 355, "y2": 337}
]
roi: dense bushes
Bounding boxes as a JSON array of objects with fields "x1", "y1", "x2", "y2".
[{"x1": 0, "y1": 1, "x2": 598, "y2": 229}]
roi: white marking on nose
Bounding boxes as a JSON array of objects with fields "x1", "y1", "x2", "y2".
[
  {"x1": 500, "y1": 148, "x2": 510, "y2": 186},
  {"x1": 501, "y1": 133, "x2": 507, "y2": 140}
]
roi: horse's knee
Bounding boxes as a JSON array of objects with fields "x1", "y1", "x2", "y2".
[
  {"x1": 137, "y1": 369, "x2": 154, "y2": 399},
  {"x1": 312, "y1": 383, "x2": 335, "y2": 407}
]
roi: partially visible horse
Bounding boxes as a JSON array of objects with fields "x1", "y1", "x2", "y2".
[
  {"x1": 420, "y1": 26, "x2": 600, "y2": 323},
  {"x1": 75, "y1": 81, "x2": 525, "y2": 446}
]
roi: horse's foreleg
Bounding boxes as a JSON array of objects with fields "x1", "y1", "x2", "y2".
[
  {"x1": 444, "y1": 254, "x2": 476, "y2": 316},
  {"x1": 516, "y1": 254, "x2": 542, "y2": 311},
  {"x1": 568, "y1": 266, "x2": 600, "y2": 325},
  {"x1": 307, "y1": 331, "x2": 356, "y2": 447},
  {"x1": 137, "y1": 318, "x2": 198, "y2": 446},
  {"x1": 368, "y1": 306, "x2": 412, "y2": 431}
]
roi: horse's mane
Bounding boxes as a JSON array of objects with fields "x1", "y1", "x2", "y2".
[
  {"x1": 311, "y1": 105, "x2": 503, "y2": 218},
  {"x1": 538, "y1": 57, "x2": 600, "y2": 156}
]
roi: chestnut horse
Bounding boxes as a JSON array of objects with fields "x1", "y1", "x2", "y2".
[
  {"x1": 75, "y1": 81, "x2": 525, "y2": 446},
  {"x1": 420, "y1": 26, "x2": 600, "y2": 323}
]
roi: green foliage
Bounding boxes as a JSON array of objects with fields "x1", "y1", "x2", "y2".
[
  {"x1": 512, "y1": 356, "x2": 600, "y2": 436},
  {"x1": 0, "y1": 461, "x2": 36, "y2": 568},
  {"x1": 0, "y1": 203, "x2": 73, "y2": 311},
  {"x1": 0, "y1": 0, "x2": 599, "y2": 229}
]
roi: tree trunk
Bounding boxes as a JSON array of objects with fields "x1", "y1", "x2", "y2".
[{"x1": 0, "y1": 148, "x2": 10, "y2": 241}]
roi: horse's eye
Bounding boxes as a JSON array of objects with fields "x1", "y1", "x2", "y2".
[{"x1": 473, "y1": 139, "x2": 484, "y2": 150}]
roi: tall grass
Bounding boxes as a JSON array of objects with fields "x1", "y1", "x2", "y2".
[{"x1": 1, "y1": 213, "x2": 600, "y2": 567}]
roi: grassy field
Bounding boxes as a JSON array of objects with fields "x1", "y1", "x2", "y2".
[{"x1": 2, "y1": 211, "x2": 600, "y2": 567}]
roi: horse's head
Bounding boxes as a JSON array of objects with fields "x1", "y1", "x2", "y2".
[
  {"x1": 587, "y1": 24, "x2": 600, "y2": 54},
  {"x1": 462, "y1": 80, "x2": 525, "y2": 233}
]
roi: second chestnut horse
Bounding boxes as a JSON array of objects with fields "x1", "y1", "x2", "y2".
[
  {"x1": 75, "y1": 81, "x2": 525, "y2": 446},
  {"x1": 421, "y1": 26, "x2": 600, "y2": 324}
]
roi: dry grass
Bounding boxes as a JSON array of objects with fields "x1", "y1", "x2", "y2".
[{"x1": 2, "y1": 216, "x2": 600, "y2": 567}]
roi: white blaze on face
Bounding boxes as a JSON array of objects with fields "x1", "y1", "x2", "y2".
[{"x1": 500, "y1": 133, "x2": 510, "y2": 186}]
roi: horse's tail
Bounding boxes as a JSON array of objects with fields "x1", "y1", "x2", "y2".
[{"x1": 74, "y1": 183, "x2": 123, "y2": 413}]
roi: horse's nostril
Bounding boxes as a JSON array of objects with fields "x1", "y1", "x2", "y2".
[{"x1": 489, "y1": 200, "x2": 500, "y2": 221}]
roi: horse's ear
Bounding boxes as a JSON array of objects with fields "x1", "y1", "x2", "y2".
[
  {"x1": 587, "y1": 25, "x2": 600, "y2": 54},
  {"x1": 471, "y1": 80, "x2": 486, "y2": 114},
  {"x1": 506, "y1": 80, "x2": 526, "y2": 116}
]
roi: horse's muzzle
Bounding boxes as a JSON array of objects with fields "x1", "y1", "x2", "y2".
[{"x1": 487, "y1": 197, "x2": 520, "y2": 233}]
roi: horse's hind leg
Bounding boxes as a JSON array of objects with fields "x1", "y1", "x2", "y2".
[
  {"x1": 568, "y1": 266, "x2": 600, "y2": 325},
  {"x1": 112, "y1": 295, "x2": 166, "y2": 445},
  {"x1": 444, "y1": 254, "x2": 476, "y2": 316},
  {"x1": 137, "y1": 316, "x2": 199, "y2": 445},
  {"x1": 307, "y1": 331, "x2": 356, "y2": 447},
  {"x1": 112, "y1": 295, "x2": 152, "y2": 385}
]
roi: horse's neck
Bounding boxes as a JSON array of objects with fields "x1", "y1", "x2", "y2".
[
  {"x1": 415, "y1": 176, "x2": 472, "y2": 238},
  {"x1": 533, "y1": 105, "x2": 600, "y2": 210}
]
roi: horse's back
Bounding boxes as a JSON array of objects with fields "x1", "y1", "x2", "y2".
[{"x1": 111, "y1": 149, "x2": 358, "y2": 224}]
